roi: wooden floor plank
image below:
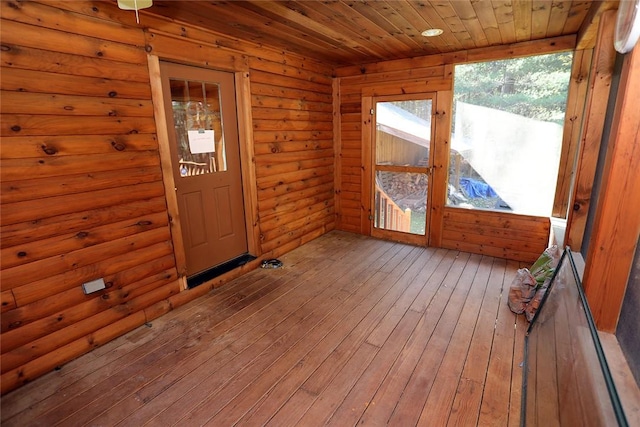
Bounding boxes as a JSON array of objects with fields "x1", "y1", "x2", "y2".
[
  {"x1": 37, "y1": 250, "x2": 338, "y2": 422},
  {"x1": 294, "y1": 341, "x2": 381, "y2": 426},
  {"x1": 418, "y1": 254, "x2": 493, "y2": 426},
  {"x1": 355, "y1": 248, "x2": 458, "y2": 425},
  {"x1": 536, "y1": 308, "x2": 560, "y2": 427},
  {"x1": 142, "y1": 239, "x2": 400, "y2": 422},
  {"x1": 388, "y1": 252, "x2": 476, "y2": 425},
  {"x1": 319, "y1": 249, "x2": 450, "y2": 425},
  {"x1": 509, "y1": 313, "x2": 528, "y2": 427},
  {"x1": 180, "y1": 289, "x2": 352, "y2": 425},
  {"x1": 12, "y1": 271, "x2": 279, "y2": 425},
  {"x1": 1, "y1": 230, "x2": 343, "y2": 419},
  {"x1": 222, "y1": 249, "x2": 428, "y2": 423},
  {"x1": 1, "y1": 231, "x2": 541, "y2": 427},
  {"x1": 120, "y1": 237, "x2": 399, "y2": 426},
  {"x1": 267, "y1": 246, "x2": 425, "y2": 424},
  {"x1": 477, "y1": 258, "x2": 515, "y2": 426},
  {"x1": 325, "y1": 310, "x2": 424, "y2": 426},
  {"x1": 447, "y1": 257, "x2": 508, "y2": 426},
  {"x1": 554, "y1": 278, "x2": 589, "y2": 426},
  {"x1": 227, "y1": 247, "x2": 424, "y2": 426},
  {"x1": 599, "y1": 332, "x2": 640, "y2": 427},
  {"x1": 16, "y1": 235, "x2": 367, "y2": 426},
  {"x1": 188, "y1": 242, "x2": 404, "y2": 426},
  {"x1": 312, "y1": 248, "x2": 439, "y2": 425},
  {"x1": 297, "y1": 246, "x2": 421, "y2": 396},
  {"x1": 0, "y1": 268, "x2": 264, "y2": 421}
]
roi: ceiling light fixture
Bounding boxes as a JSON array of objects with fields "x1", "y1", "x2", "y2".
[
  {"x1": 117, "y1": 0, "x2": 153, "y2": 24},
  {"x1": 422, "y1": 28, "x2": 444, "y2": 37}
]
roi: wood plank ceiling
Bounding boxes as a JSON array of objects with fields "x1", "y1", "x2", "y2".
[{"x1": 147, "y1": 0, "x2": 597, "y2": 67}]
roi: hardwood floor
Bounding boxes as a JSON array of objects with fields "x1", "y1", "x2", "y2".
[{"x1": 1, "y1": 231, "x2": 528, "y2": 426}]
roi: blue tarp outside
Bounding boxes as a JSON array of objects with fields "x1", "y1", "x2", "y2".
[{"x1": 459, "y1": 177, "x2": 498, "y2": 199}]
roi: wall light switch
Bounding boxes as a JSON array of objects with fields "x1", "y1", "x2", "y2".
[{"x1": 82, "y1": 278, "x2": 106, "y2": 294}]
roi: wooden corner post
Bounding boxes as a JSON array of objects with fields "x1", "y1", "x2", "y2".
[{"x1": 582, "y1": 45, "x2": 640, "y2": 332}]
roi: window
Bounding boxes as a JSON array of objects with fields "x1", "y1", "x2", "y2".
[
  {"x1": 169, "y1": 80, "x2": 228, "y2": 177},
  {"x1": 447, "y1": 53, "x2": 573, "y2": 217}
]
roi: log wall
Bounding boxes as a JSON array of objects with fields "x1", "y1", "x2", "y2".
[
  {"x1": 336, "y1": 62, "x2": 453, "y2": 236},
  {"x1": 441, "y1": 208, "x2": 551, "y2": 263},
  {"x1": 0, "y1": 0, "x2": 334, "y2": 394},
  {"x1": 0, "y1": 0, "x2": 587, "y2": 393},
  {"x1": 335, "y1": 38, "x2": 572, "y2": 261}
]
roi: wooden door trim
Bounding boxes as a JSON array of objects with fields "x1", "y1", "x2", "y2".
[
  {"x1": 365, "y1": 93, "x2": 437, "y2": 246},
  {"x1": 148, "y1": 54, "x2": 188, "y2": 289},
  {"x1": 361, "y1": 96, "x2": 373, "y2": 236},
  {"x1": 430, "y1": 90, "x2": 453, "y2": 247},
  {"x1": 147, "y1": 54, "x2": 260, "y2": 289},
  {"x1": 333, "y1": 79, "x2": 342, "y2": 230},
  {"x1": 235, "y1": 70, "x2": 261, "y2": 258}
]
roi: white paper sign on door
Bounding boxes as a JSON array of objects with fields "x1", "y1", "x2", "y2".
[{"x1": 187, "y1": 130, "x2": 215, "y2": 154}]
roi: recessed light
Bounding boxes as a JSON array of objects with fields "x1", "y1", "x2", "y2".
[{"x1": 422, "y1": 28, "x2": 444, "y2": 37}]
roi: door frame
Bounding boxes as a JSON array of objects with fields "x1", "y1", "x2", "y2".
[
  {"x1": 361, "y1": 90, "x2": 451, "y2": 247},
  {"x1": 148, "y1": 54, "x2": 261, "y2": 289},
  {"x1": 369, "y1": 93, "x2": 436, "y2": 247}
]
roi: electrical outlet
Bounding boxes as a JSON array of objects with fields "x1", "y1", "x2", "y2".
[{"x1": 82, "y1": 278, "x2": 106, "y2": 294}]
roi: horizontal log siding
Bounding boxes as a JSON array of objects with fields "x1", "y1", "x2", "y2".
[
  {"x1": 337, "y1": 58, "x2": 550, "y2": 262},
  {"x1": 335, "y1": 35, "x2": 576, "y2": 262},
  {"x1": 249, "y1": 59, "x2": 335, "y2": 253},
  {"x1": 0, "y1": 1, "x2": 177, "y2": 395},
  {"x1": 441, "y1": 208, "x2": 551, "y2": 263},
  {"x1": 0, "y1": 0, "x2": 334, "y2": 394}
]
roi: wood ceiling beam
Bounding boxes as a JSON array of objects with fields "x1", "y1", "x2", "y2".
[{"x1": 576, "y1": 0, "x2": 619, "y2": 50}]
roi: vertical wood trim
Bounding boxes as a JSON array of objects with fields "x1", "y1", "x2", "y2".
[
  {"x1": 235, "y1": 71, "x2": 261, "y2": 258},
  {"x1": 333, "y1": 78, "x2": 342, "y2": 229},
  {"x1": 147, "y1": 54, "x2": 187, "y2": 289},
  {"x1": 361, "y1": 96, "x2": 373, "y2": 235},
  {"x1": 565, "y1": 10, "x2": 617, "y2": 248},
  {"x1": 583, "y1": 45, "x2": 640, "y2": 332},
  {"x1": 552, "y1": 49, "x2": 592, "y2": 218},
  {"x1": 430, "y1": 89, "x2": 453, "y2": 248}
]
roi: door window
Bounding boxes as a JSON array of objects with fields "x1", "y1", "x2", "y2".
[{"x1": 169, "y1": 80, "x2": 228, "y2": 176}]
